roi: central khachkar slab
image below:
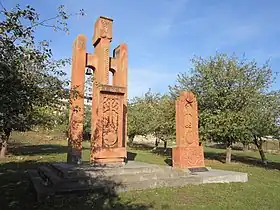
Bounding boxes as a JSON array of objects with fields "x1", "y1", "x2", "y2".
[
  {"x1": 172, "y1": 91, "x2": 205, "y2": 169},
  {"x1": 67, "y1": 16, "x2": 128, "y2": 164},
  {"x1": 92, "y1": 85, "x2": 126, "y2": 163}
]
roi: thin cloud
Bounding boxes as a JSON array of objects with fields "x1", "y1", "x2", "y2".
[
  {"x1": 151, "y1": 0, "x2": 190, "y2": 38},
  {"x1": 128, "y1": 67, "x2": 177, "y2": 98}
]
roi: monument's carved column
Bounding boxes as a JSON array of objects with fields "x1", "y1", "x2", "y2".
[
  {"x1": 90, "y1": 17, "x2": 112, "y2": 154},
  {"x1": 172, "y1": 91, "x2": 205, "y2": 169},
  {"x1": 113, "y1": 44, "x2": 128, "y2": 147},
  {"x1": 90, "y1": 16, "x2": 127, "y2": 164},
  {"x1": 67, "y1": 35, "x2": 87, "y2": 164}
]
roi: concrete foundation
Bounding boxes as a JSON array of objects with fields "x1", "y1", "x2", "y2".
[{"x1": 28, "y1": 161, "x2": 248, "y2": 201}]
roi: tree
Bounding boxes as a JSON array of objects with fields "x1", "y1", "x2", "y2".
[
  {"x1": 127, "y1": 90, "x2": 160, "y2": 143},
  {"x1": 245, "y1": 91, "x2": 280, "y2": 165},
  {"x1": 151, "y1": 94, "x2": 175, "y2": 151},
  {"x1": 0, "y1": 3, "x2": 85, "y2": 158},
  {"x1": 170, "y1": 53, "x2": 275, "y2": 163},
  {"x1": 128, "y1": 90, "x2": 175, "y2": 151}
]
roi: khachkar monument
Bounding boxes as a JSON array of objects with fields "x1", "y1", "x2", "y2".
[
  {"x1": 172, "y1": 91, "x2": 205, "y2": 169},
  {"x1": 28, "y1": 17, "x2": 248, "y2": 202},
  {"x1": 67, "y1": 16, "x2": 128, "y2": 165}
]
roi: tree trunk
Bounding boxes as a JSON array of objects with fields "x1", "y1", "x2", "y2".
[
  {"x1": 152, "y1": 138, "x2": 159, "y2": 151},
  {"x1": 253, "y1": 136, "x2": 268, "y2": 166},
  {"x1": 0, "y1": 139, "x2": 7, "y2": 159},
  {"x1": 0, "y1": 129, "x2": 11, "y2": 159},
  {"x1": 243, "y1": 142, "x2": 249, "y2": 152},
  {"x1": 128, "y1": 134, "x2": 135, "y2": 146},
  {"x1": 226, "y1": 141, "x2": 232, "y2": 164},
  {"x1": 258, "y1": 147, "x2": 267, "y2": 166},
  {"x1": 163, "y1": 141, "x2": 167, "y2": 153}
]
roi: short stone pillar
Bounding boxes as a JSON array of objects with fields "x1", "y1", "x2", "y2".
[{"x1": 172, "y1": 91, "x2": 205, "y2": 169}]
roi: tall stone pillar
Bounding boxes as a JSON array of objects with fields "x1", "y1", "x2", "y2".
[
  {"x1": 172, "y1": 91, "x2": 205, "y2": 169},
  {"x1": 90, "y1": 17, "x2": 112, "y2": 158},
  {"x1": 113, "y1": 44, "x2": 128, "y2": 147},
  {"x1": 67, "y1": 35, "x2": 87, "y2": 164},
  {"x1": 90, "y1": 17, "x2": 127, "y2": 164}
]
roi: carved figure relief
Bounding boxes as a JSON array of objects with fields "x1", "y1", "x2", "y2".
[{"x1": 102, "y1": 95, "x2": 119, "y2": 147}]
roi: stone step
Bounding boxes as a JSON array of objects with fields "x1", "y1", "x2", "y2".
[
  {"x1": 83, "y1": 167, "x2": 168, "y2": 178},
  {"x1": 27, "y1": 169, "x2": 54, "y2": 201},
  {"x1": 116, "y1": 175, "x2": 202, "y2": 193},
  {"x1": 38, "y1": 165, "x2": 93, "y2": 189},
  {"x1": 37, "y1": 166, "x2": 62, "y2": 186},
  {"x1": 44, "y1": 162, "x2": 197, "y2": 188},
  {"x1": 51, "y1": 162, "x2": 169, "y2": 177},
  {"x1": 48, "y1": 163, "x2": 81, "y2": 178},
  {"x1": 35, "y1": 172, "x2": 201, "y2": 195},
  {"x1": 84, "y1": 169, "x2": 189, "y2": 183},
  {"x1": 46, "y1": 163, "x2": 66, "y2": 178},
  {"x1": 58, "y1": 170, "x2": 200, "y2": 191}
]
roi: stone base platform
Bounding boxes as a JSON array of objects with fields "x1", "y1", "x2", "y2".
[{"x1": 28, "y1": 161, "x2": 248, "y2": 201}]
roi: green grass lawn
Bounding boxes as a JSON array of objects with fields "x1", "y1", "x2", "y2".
[{"x1": 1, "y1": 131, "x2": 280, "y2": 210}]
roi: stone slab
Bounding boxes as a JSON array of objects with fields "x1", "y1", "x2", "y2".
[
  {"x1": 198, "y1": 169, "x2": 248, "y2": 183},
  {"x1": 28, "y1": 161, "x2": 248, "y2": 201}
]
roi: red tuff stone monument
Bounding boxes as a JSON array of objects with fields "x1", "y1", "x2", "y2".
[
  {"x1": 67, "y1": 16, "x2": 128, "y2": 165},
  {"x1": 172, "y1": 91, "x2": 205, "y2": 169}
]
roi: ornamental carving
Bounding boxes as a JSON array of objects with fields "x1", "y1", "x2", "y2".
[
  {"x1": 172, "y1": 91, "x2": 205, "y2": 169},
  {"x1": 100, "y1": 19, "x2": 109, "y2": 38},
  {"x1": 102, "y1": 95, "x2": 119, "y2": 147},
  {"x1": 69, "y1": 16, "x2": 128, "y2": 165},
  {"x1": 183, "y1": 148, "x2": 204, "y2": 167},
  {"x1": 183, "y1": 99, "x2": 194, "y2": 145},
  {"x1": 104, "y1": 47, "x2": 109, "y2": 84}
]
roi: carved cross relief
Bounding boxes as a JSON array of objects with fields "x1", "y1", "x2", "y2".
[{"x1": 102, "y1": 95, "x2": 120, "y2": 148}]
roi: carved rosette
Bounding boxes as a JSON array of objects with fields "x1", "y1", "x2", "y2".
[{"x1": 102, "y1": 95, "x2": 119, "y2": 147}]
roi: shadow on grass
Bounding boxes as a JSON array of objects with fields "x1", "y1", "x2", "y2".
[
  {"x1": 8, "y1": 143, "x2": 90, "y2": 157},
  {"x1": 0, "y1": 160, "x2": 152, "y2": 210},
  {"x1": 129, "y1": 143, "x2": 172, "y2": 157},
  {"x1": 204, "y1": 151, "x2": 280, "y2": 170},
  {"x1": 129, "y1": 143, "x2": 280, "y2": 171},
  {"x1": 207, "y1": 143, "x2": 244, "y2": 151}
]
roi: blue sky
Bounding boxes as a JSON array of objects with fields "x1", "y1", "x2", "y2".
[{"x1": 2, "y1": 0, "x2": 280, "y2": 98}]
